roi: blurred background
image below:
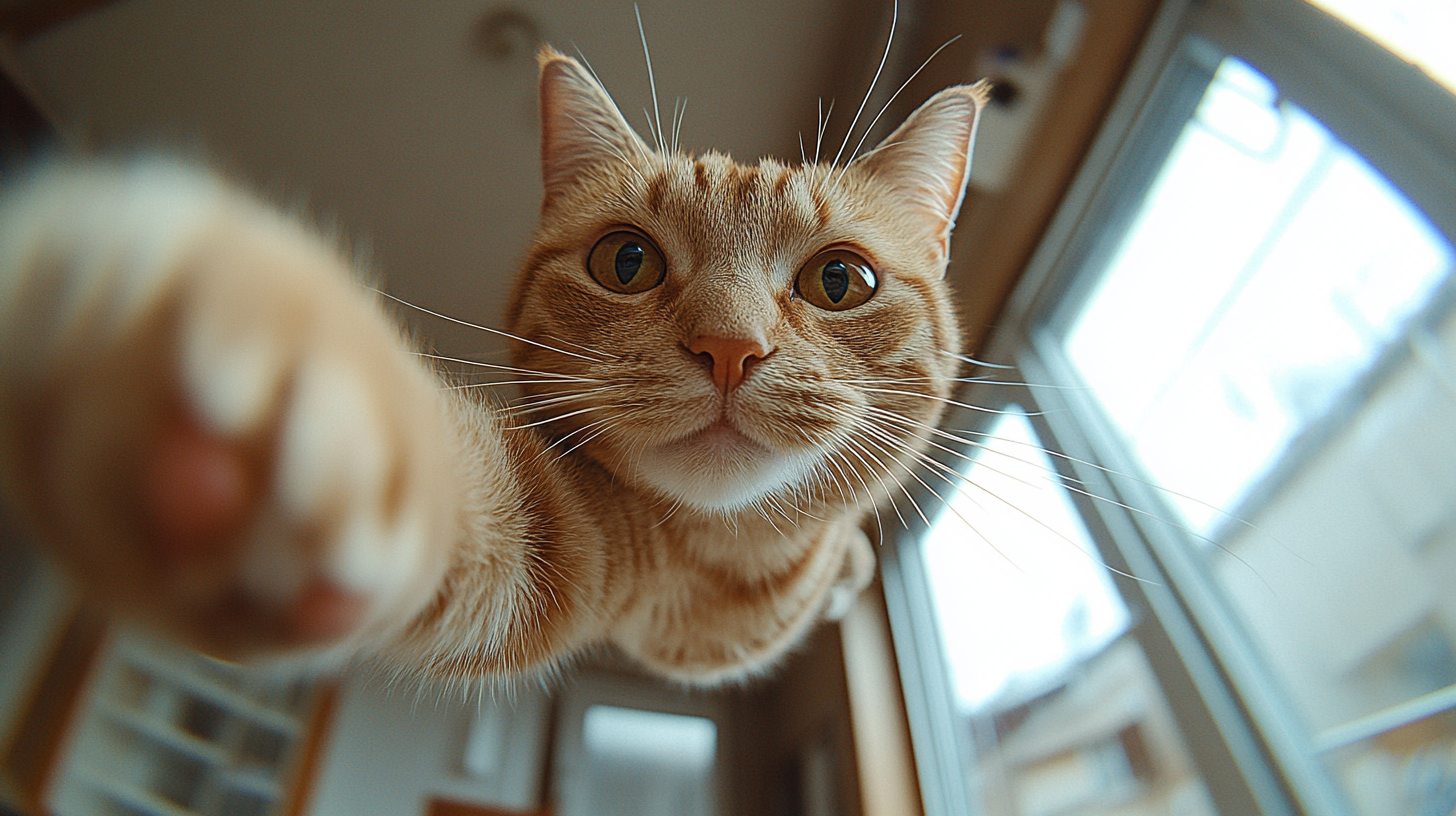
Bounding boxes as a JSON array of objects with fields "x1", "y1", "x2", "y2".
[{"x1": 1, "y1": 1, "x2": 1453, "y2": 816}]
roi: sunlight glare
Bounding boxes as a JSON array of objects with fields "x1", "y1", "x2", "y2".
[{"x1": 1306, "y1": 0, "x2": 1456, "y2": 94}]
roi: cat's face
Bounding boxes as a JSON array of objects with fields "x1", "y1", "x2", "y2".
[{"x1": 507, "y1": 50, "x2": 981, "y2": 514}]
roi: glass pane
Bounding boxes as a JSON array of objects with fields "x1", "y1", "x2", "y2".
[
  {"x1": 1066, "y1": 56, "x2": 1453, "y2": 534},
  {"x1": 923, "y1": 410, "x2": 1129, "y2": 710},
  {"x1": 1059, "y1": 53, "x2": 1456, "y2": 816},
  {"x1": 921, "y1": 409, "x2": 1217, "y2": 815},
  {"x1": 1212, "y1": 306, "x2": 1456, "y2": 816}
]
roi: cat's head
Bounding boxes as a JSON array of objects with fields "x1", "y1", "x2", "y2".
[{"x1": 507, "y1": 48, "x2": 982, "y2": 515}]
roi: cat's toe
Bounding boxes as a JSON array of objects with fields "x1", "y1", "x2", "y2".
[
  {"x1": 143, "y1": 408, "x2": 254, "y2": 563},
  {"x1": 136, "y1": 404, "x2": 377, "y2": 655}
]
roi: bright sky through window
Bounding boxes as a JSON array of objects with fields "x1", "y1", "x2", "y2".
[
  {"x1": 921, "y1": 409, "x2": 1129, "y2": 712},
  {"x1": 1065, "y1": 57, "x2": 1453, "y2": 534},
  {"x1": 1305, "y1": 0, "x2": 1456, "y2": 94}
]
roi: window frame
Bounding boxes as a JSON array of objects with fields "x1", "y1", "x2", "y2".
[{"x1": 883, "y1": 1, "x2": 1456, "y2": 815}]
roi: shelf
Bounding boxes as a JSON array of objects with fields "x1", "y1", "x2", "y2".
[
  {"x1": 82, "y1": 773, "x2": 197, "y2": 816},
  {"x1": 115, "y1": 647, "x2": 302, "y2": 736},
  {"x1": 102, "y1": 707, "x2": 229, "y2": 765}
]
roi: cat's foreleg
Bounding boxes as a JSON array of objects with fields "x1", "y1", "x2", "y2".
[
  {"x1": 0, "y1": 159, "x2": 462, "y2": 662},
  {"x1": 368, "y1": 398, "x2": 615, "y2": 682}
]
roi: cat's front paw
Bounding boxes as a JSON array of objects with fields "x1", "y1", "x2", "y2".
[
  {"x1": 823, "y1": 526, "x2": 875, "y2": 622},
  {"x1": 0, "y1": 160, "x2": 459, "y2": 659}
]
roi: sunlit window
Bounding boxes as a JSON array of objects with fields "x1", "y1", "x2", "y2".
[
  {"x1": 1066, "y1": 56, "x2": 1453, "y2": 533},
  {"x1": 889, "y1": 6, "x2": 1456, "y2": 814},
  {"x1": 1056, "y1": 52, "x2": 1456, "y2": 816},
  {"x1": 1305, "y1": 0, "x2": 1456, "y2": 94}
]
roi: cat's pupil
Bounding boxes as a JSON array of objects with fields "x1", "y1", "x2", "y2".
[
  {"x1": 615, "y1": 243, "x2": 644, "y2": 285},
  {"x1": 821, "y1": 260, "x2": 850, "y2": 303}
]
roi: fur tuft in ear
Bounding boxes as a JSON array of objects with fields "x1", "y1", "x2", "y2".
[
  {"x1": 856, "y1": 82, "x2": 987, "y2": 261},
  {"x1": 537, "y1": 47, "x2": 651, "y2": 200}
]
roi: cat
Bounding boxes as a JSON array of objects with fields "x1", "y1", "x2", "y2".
[{"x1": 0, "y1": 46, "x2": 984, "y2": 686}]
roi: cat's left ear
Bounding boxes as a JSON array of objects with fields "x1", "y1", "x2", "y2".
[
  {"x1": 538, "y1": 46, "x2": 652, "y2": 201},
  {"x1": 856, "y1": 83, "x2": 987, "y2": 265}
]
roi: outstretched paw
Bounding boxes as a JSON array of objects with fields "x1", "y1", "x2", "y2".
[
  {"x1": 0, "y1": 161, "x2": 458, "y2": 659},
  {"x1": 142, "y1": 409, "x2": 370, "y2": 648}
]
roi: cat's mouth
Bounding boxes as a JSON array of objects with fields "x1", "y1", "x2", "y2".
[
  {"x1": 629, "y1": 415, "x2": 816, "y2": 511},
  {"x1": 681, "y1": 418, "x2": 761, "y2": 453},
  {"x1": 657, "y1": 416, "x2": 773, "y2": 469}
]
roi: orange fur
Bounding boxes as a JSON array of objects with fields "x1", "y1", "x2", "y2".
[{"x1": 0, "y1": 48, "x2": 983, "y2": 686}]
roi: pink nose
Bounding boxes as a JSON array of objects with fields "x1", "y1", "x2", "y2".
[{"x1": 687, "y1": 334, "x2": 774, "y2": 395}]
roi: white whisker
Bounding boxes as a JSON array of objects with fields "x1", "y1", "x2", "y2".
[
  {"x1": 543, "y1": 333, "x2": 619, "y2": 360},
  {"x1": 556, "y1": 421, "x2": 616, "y2": 460},
  {"x1": 416, "y1": 353, "x2": 601, "y2": 380},
  {"x1": 859, "y1": 413, "x2": 1152, "y2": 582},
  {"x1": 379, "y1": 291, "x2": 615, "y2": 362},
  {"x1": 843, "y1": 372, "x2": 1086, "y2": 391},
  {"x1": 831, "y1": 0, "x2": 897, "y2": 170},
  {"x1": 673, "y1": 97, "x2": 689, "y2": 155},
  {"x1": 861, "y1": 386, "x2": 1048, "y2": 415},
  {"x1": 508, "y1": 403, "x2": 633, "y2": 431},
  {"x1": 641, "y1": 107, "x2": 660, "y2": 150},
  {"x1": 939, "y1": 348, "x2": 1016, "y2": 369},
  {"x1": 827, "y1": 446, "x2": 881, "y2": 537},
  {"x1": 847, "y1": 426, "x2": 933, "y2": 528},
  {"x1": 534, "y1": 416, "x2": 614, "y2": 461},
  {"x1": 854, "y1": 418, "x2": 1022, "y2": 570},
  {"x1": 509, "y1": 387, "x2": 626, "y2": 418},
  {"x1": 867, "y1": 406, "x2": 1273, "y2": 579},
  {"x1": 449, "y1": 379, "x2": 590, "y2": 392},
  {"x1": 635, "y1": 4, "x2": 665, "y2": 155},
  {"x1": 652, "y1": 498, "x2": 686, "y2": 529},
  {"x1": 814, "y1": 97, "x2": 834, "y2": 165},
  {"x1": 840, "y1": 434, "x2": 911, "y2": 530},
  {"x1": 841, "y1": 35, "x2": 963, "y2": 175}
]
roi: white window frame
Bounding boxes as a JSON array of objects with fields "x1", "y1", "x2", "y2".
[{"x1": 882, "y1": 1, "x2": 1456, "y2": 815}]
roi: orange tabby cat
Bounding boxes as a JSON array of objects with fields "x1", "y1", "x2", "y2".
[{"x1": 0, "y1": 48, "x2": 983, "y2": 685}]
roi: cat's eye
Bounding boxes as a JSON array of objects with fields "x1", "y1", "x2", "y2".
[
  {"x1": 796, "y1": 249, "x2": 878, "y2": 311},
  {"x1": 588, "y1": 231, "x2": 666, "y2": 294}
]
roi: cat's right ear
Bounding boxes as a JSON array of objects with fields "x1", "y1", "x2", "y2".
[{"x1": 538, "y1": 47, "x2": 651, "y2": 199}]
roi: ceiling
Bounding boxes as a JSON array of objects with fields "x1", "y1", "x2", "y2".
[{"x1": 3, "y1": 0, "x2": 1061, "y2": 358}]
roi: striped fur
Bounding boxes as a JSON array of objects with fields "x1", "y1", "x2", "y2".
[{"x1": 0, "y1": 49, "x2": 983, "y2": 686}]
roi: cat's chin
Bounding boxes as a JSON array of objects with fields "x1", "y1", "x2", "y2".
[{"x1": 629, "y1": 420, "x2": 818, "y2": 512}]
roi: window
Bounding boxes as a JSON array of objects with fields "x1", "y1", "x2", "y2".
[
  {"x1": 916, "y1": 409, "x2": 1218, "y2": 815},
  {"x1": 883, "y1": 1, "x2": 1456, "y2": 815},
  {"x1": 1065, "y1": 55, "x2": 1451, "y2": 534}
]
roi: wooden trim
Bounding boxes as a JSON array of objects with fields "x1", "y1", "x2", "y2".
[
  {"x1": 282, "y1": 682, "x2": 342, "y2": 816},
  {"x1": 428, "y1": 798, "x2": 552, "y2": 816},
  {"x1": 841, "y1": 581, "x2": 922, "y2": 816},
  {"x1": 0, "y1": 608, "x2": 106, "y2": 815},
  {"x1": 935, "y1": 0, "x2": 1163, "y2": 357}
]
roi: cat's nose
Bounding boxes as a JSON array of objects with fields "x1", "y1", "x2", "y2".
[{"x1": 687, "y1": 334, "x2": 774, "y2": 395}]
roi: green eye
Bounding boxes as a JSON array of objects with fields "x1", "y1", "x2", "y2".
[
  {"x1": 796, "y1": 249, "x2": 877, "y2": 310},
  {"x1": 589, "y1": 230, "x2": 666, "y2": 293}
]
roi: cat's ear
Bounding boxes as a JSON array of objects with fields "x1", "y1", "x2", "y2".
[
  {"x1": 538, "y1": 47, "x2": 651, "y2": 199},
  {"x1": 856, "y1": 83, "x2": 988, "y2": 263}
]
